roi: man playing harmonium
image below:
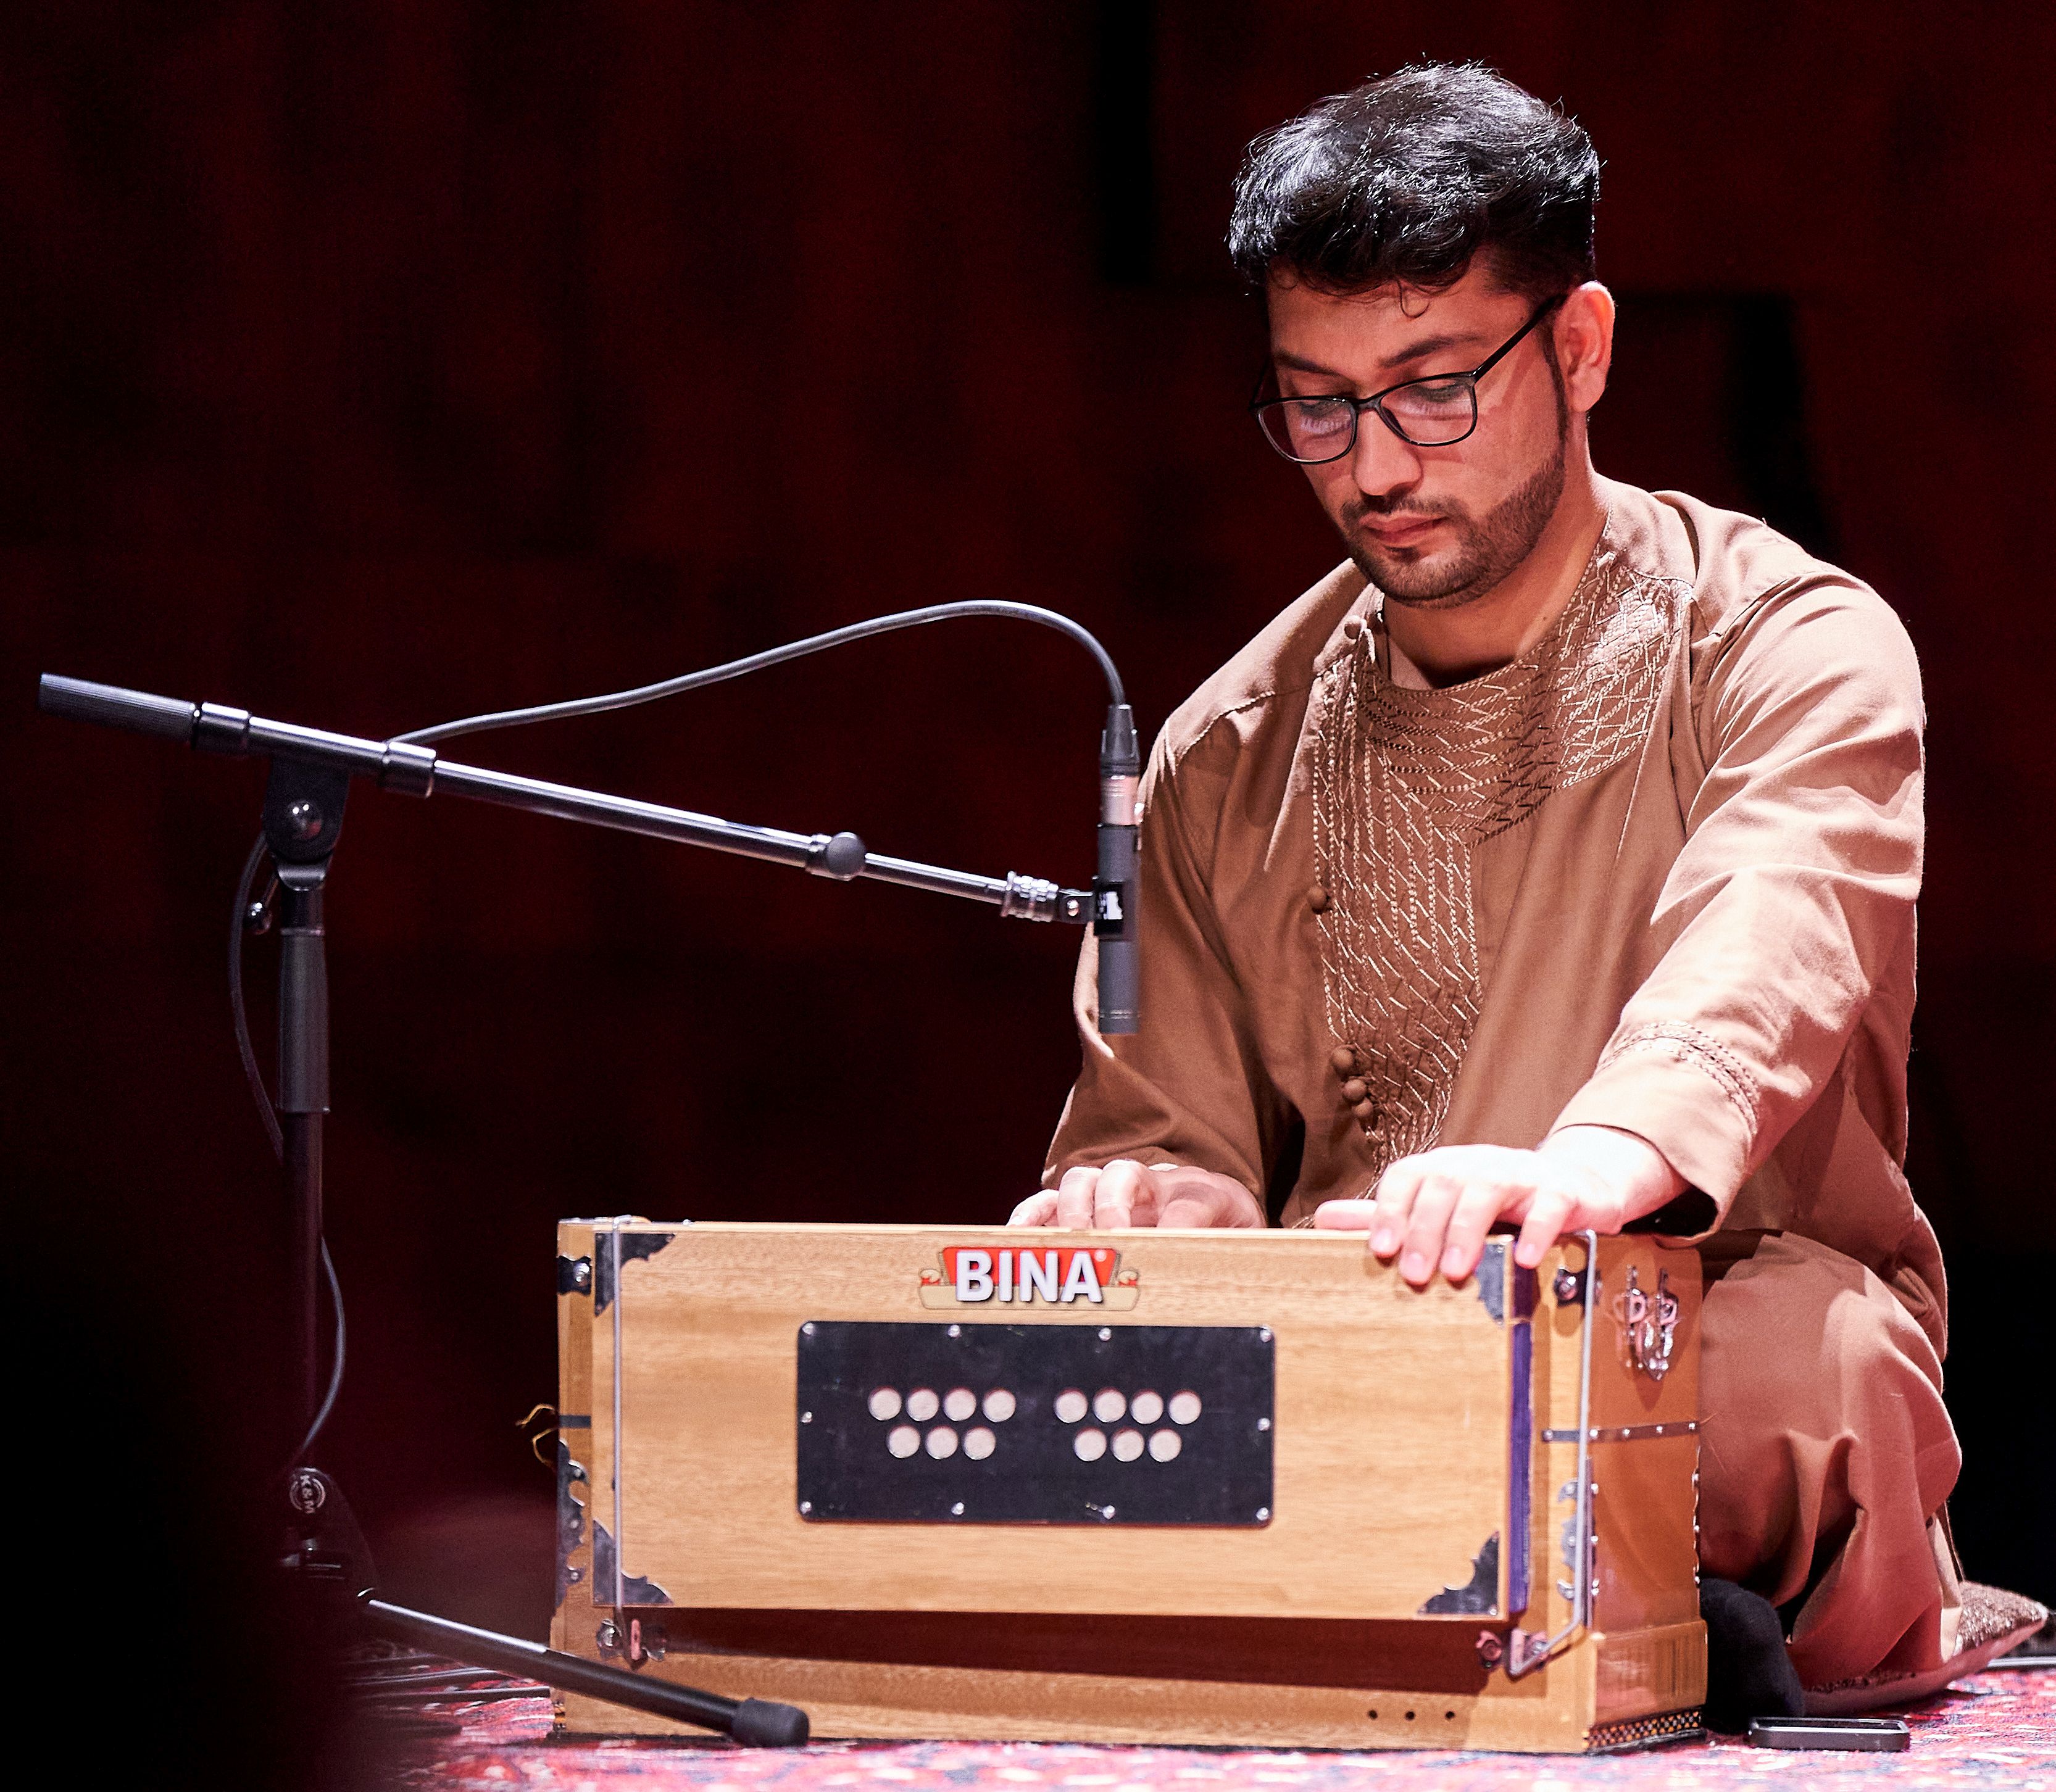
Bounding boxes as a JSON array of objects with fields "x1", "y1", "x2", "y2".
[{"x1": 1012, "y1": 64, "x2": 2042, "y2": 1721}]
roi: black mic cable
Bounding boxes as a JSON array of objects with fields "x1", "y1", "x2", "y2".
[{"x1": 389, "y1": 598, "x2": 1141, "y2": 1035}]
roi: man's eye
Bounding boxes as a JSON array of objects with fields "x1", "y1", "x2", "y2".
[
  {"x1": 1391, "y1": 378, "x2": 1472, "y2": 411},
  {"x1": 1289, "y1": 400, "x2": 1352, "y2": 433}
]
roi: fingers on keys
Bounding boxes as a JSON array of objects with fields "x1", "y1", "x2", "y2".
[
  {"x1": 1053, "y1": 1164, "x2": 1102, "y2": 1228},
  {"x1": 1365, "y1": 1160, "x2": 1420, "y2": 1269},
  {"x1": 1048, "y1": 1160, "x2": 1159, "y2": 1229},
  {"x1": 1159, "y1": 1172, "x2": 1263, "y2": 1230},
  {"x1": 1515, "y1": 1187, "x2": 1579, "y2": 1269},
  {"x1": 1439, "y1": 1173, "x2": 1521, "y2": 1284},
  {"x1": 1367, "y1": 1151, "x2": 1542, "y2": 1287},
  {"x1": 1040, "y1": 1163, "x2": 1265, "y2": 1231},
  {"x1": 1093, "y1": 1158, "x2": 1155, "y2": 1228},
  {"x1": 1397, "y1": 1168, "x2": 1473, "y2": 1288},
  {"x1": 1007, "y1": 1189, "x2": 1060, "y2": 1226}
]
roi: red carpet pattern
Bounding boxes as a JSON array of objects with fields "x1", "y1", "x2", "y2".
[{"x1": 396, "y1": 1670, "x2": 2050, "y2": 1790}]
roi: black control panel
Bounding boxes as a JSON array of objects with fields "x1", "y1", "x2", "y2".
[{"x1": 794, "y1": 1321, "x2": 1274, "y2": 1525}]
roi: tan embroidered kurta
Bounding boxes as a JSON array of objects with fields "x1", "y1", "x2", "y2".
[
  {"x1": 1040, "y1": 494, "x2": 1993, "y2": 1696},
  {"x1": 1046, "y1": 478, "x2": 1944, "y2": 1354}
]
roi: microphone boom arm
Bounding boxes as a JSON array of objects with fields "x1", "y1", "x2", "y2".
[{"x1": 36, "y1": 674, "x2": 1093, "y2": 924}]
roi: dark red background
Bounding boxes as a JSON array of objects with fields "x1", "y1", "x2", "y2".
[{"x1": 6, "y1": 0, "x2": 2051, "y2": 1664}]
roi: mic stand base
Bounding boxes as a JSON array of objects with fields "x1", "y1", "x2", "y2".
[
  {"x1": 286, "y1": 1469, "x2": 807, "y2": 1745},
  {"x1": 257, "y1": 746, "x2": 807, "y2": 1745}
]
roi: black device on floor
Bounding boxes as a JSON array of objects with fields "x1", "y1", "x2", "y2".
[{"x1": 1747, "y1": 1716, "x2": 1912, "y2": 1751}]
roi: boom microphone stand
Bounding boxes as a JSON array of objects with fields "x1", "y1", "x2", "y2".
[{"x1": 36, "y1": 639, "x2": 1134, "y2": 1746}]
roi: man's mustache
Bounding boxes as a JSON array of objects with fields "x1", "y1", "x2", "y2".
[{"x1": 1345, "y1": 496, "x2": 1463, "y2": 526}]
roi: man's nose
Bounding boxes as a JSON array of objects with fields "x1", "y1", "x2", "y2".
[{"x1": 1350, "y1": 409, "x2": 1422, "y2": 499}]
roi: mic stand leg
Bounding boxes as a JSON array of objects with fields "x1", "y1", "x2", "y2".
[
  {"x1": 277, "y1": 868, "x2": 330, "y2": 1432},
  {"x1": 257, "y1": 761, "x2": 807, "y2": 1745},
  {"x1": 260, "y1": 752, "x2": 350, "y2": 1438},
  {"x1": 283, "y1": 1471, "x2": 806, "y2": 1745}
]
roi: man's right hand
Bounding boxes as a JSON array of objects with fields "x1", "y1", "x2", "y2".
[{"x1": 1008, "y1": 1159, "x2": 1264, "y2": 1229}]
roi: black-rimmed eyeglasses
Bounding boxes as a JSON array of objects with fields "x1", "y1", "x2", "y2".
[{"x1": 1250, "y1": 296, "x2": 1565, "y2": 461}]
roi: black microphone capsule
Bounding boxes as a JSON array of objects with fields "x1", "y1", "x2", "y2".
[{"x1": 1096, "y1": 702, "x2": 1141, "y2": 1035}]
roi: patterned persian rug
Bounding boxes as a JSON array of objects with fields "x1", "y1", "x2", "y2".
[{"x1": 391, "y1": 1669, "x2": 2051, "y2": 1790}]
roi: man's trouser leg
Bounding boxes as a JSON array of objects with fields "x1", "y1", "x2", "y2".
[{"x1": 1697, "y1": 1231, "x2": 1963, "y2": 1694}]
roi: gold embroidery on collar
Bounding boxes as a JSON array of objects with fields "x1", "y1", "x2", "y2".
[{"x1": 1312, "y1": 534, "x2": 1683, "y2": 1179}]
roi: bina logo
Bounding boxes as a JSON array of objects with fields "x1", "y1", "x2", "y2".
[{"x1": 918, "y1": 1246, "x2": 1141, "y2": 1310}]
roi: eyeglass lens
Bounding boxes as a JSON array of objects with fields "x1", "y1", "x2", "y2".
[{"x1": 1259, "y1": 378, "x2": 1479, "y2": 460}]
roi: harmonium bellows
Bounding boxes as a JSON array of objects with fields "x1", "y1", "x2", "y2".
[{"x1": 551, "y1": 1222, "x2": 1705, "y2": 1753}]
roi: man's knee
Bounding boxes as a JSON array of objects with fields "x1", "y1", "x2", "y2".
[{"x1": 1696, "y1": 1232, "x2": 1958, "y2": 1596}]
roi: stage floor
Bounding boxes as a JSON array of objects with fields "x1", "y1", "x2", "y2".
[{"x1": 396, "y1": 1669, "x2": 2050, "y2": 1790}]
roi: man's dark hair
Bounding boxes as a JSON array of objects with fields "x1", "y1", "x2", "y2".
[{"x1": 1227, "y1": 63, "x2": 1600, "y2": 301}]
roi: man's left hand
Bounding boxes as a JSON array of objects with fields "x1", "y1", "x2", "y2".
[{"x1": 1312, "y1": 1126, "x2": 1686, "y2": 1285}]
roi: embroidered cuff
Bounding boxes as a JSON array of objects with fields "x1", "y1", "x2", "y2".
[{"x1": 1549, "y1": 1021, "x2": 1760, "y2": 1217}]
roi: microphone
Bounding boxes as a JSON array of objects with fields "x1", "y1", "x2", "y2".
[{"x1": 1094, "y1": 702, "x2": 1141, "y2": 1035}]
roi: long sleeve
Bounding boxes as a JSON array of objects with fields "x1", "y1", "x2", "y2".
[
  {"x1": 1044, "y1": 721, "x2": 1294, "y2": 1201},
  {"x1": 1550, "y1": 578, "x2": 1925, "y2": 1215}
]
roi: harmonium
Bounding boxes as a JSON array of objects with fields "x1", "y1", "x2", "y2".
[{"x1": 550, "y1": 1221, "x2": 1705, "y2": 1753}]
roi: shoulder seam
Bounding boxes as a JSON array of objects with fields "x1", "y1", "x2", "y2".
[
  {"x1": 1689, "y1": 569, "x2": 1888, "y2": 703},
  {"x1": 1163, "y1": 679, "x2": 1305, "y2": 778}
]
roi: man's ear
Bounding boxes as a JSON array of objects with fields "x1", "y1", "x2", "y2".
[{"x1": 1557, "y1": 281, "x2": 1615, "y2": 415}]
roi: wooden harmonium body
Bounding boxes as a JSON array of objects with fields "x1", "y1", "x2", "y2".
[{"x1": 551, "y1": 1222, "x2": 1704, "y2": 1753}]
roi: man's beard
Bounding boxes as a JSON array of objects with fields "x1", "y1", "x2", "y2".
[{"x1": 1342, "y1": 429, "x2": 1569, "y2": 611}]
